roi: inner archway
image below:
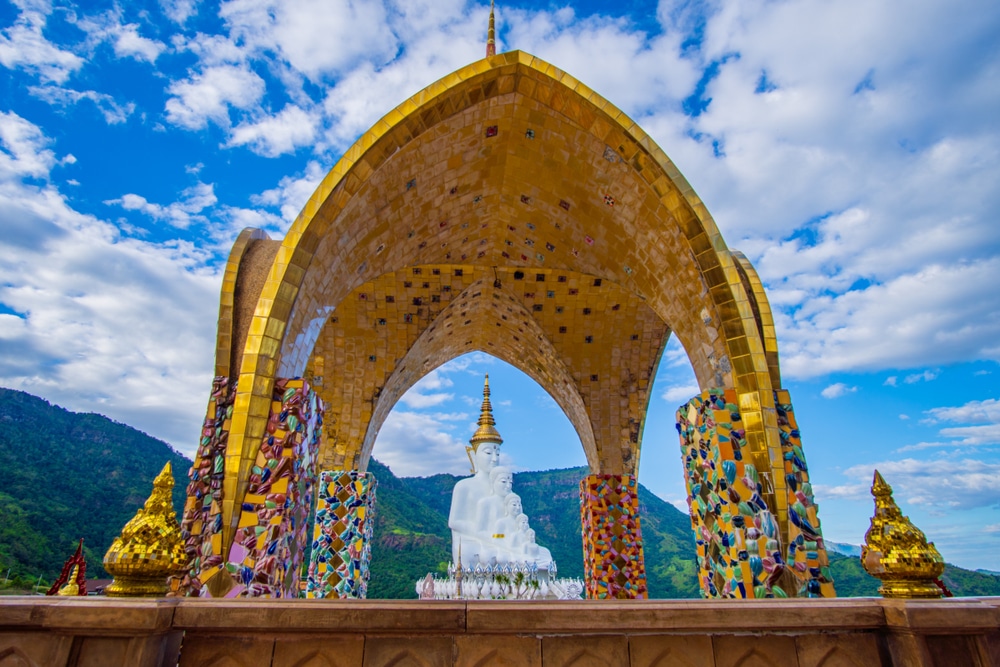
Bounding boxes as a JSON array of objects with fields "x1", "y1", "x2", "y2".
[{"x1": 364, "y1": 353, "x2": 589, "y2": 598}]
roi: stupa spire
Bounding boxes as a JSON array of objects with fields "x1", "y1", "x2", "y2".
[
  {"x1": 486, "y1": 0, "x2": 496, "y2": 57},
  {"x1": 861, "y1": 469, "x2": 945, "y2": 598},
  {"x1": 470, "y1": 374, "x2": 503, "y2": 448}
]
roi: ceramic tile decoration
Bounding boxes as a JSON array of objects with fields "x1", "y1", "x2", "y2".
[
  {"x1": 677, "y1": 389, "x2": 834, "y2": 598},
  {"x1": 579, "y1": 474, "x2": 648, "y2": 599},
  {"x1": 224, "y1": 378, "x2": 323, "y2": 598},
  {"x1": 774, "y1": 389, "x2": 835, "y2": 597},
  {"x1": 179, "y1": 376, "x2": 235, "y2": 595},
  {"x1": 306, "y1": 470, "x2": 377, "y2": 599}
]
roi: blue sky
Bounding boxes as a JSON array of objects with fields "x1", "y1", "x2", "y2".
[{"x1": 0, "y1": 0, "x2": 998, "y2": 570}]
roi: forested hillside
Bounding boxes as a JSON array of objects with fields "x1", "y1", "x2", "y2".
[{"x1": 0, "y1": 388, "x2": 190, "y2": 584}]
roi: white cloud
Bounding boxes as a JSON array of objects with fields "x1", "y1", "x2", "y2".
[
  {"x1": 777, "y1": 259, "x2": 1000, "y2": 377},
  {"x1": 399, "y1": 369, "x2": 455, "y2": 409},
  {"x1": 661, "y1": 383, "x2": 700, "y2": 404},
  {"x1": 252, "y1": 160, "x2": 325, "y2": 222},
  {"x1": 0, "y1": 117, "x2": 218, "y2": 452},
  {"x1": 219, "y1": 0, "x2": 398, "y2": 81},
  {"x1": 0, "y1": 110, "x2": 57, "y2": 179},
  {"x1": 28, "y1": 85, "x2": 135, "y2": 124},
  {"x1": 820, "y1": 382, "x2": 857, "y2": 399},
  {"x1": 165, "y1": 65, "x2": 266, "y2": 130},
  {"x1": 907, "y1": 398, "x2": 1000, "y2": 448},
  {"x1": 105, "y1": 182, "x2": 217, "y2": 229},
  {"x1": 0, "y1": 3, "x2": 83, "y2": 83},
  {"x1": 372, "y1": 409, "x2": 469, "y2": 476},
  {"x1": 884, "y1": 376, "x2": 897, "y2": 386},
  {"x1": 74, "y1": 9, "x2": 166, "y2": 64},
  {"x1": 161, "y1": 0, "x2": 198, "y2": 25},
  {"x1": 904, "y1": 369, "x2": 939, "y2": 384},
  {"x1": 842, "y1": 458, "x2": 1000, "y2": 510},
  {"x1": 227, "y1": 105, "x2": 319, "y2": 157},
  {"x1": 926, "y1": 398, "x2": 1000, "y2": 425},
  {"x1": 898, "y1": 414, "x2": 910, "y2": 420}
]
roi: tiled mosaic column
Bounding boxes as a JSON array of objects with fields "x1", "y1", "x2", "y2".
[
  {"x1": 305, "y1": 470, "x2": 378, "y2": 599},
  {"x1": 676, "y1": 389, "x2": 834, "y2": 599},
  {"x1": 222, "y1": 378, "x2": 323, "y2": 598},
  {"x1": 774, "y1": 390, "x2": 835, "y2": 597},
  {"x1": 579, "y1": 474, "x2": 648, "y2": 599},
  {"x1": 179, "y1": 376, "x2": 235, "y2": 595}
]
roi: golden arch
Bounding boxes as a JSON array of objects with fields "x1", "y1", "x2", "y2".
[{"x1": 213, "y1": 51, "x2": 785, "y2": 553}]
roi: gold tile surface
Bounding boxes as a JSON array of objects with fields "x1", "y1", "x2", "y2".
[{"x1": 212, "y1": 50, "x2": 784, "y2": 558}]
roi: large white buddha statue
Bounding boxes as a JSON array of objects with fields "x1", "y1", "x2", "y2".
[{"x1": 448, "y1": 375, "x2": 553, "y2": 571}]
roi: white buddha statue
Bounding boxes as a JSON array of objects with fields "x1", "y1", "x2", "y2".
[
  {"x1": 448, "y1": 375, "x2": 503, "y2": 566},
  {"x1": 447, "y1": 375, "x2": 554, "y2": 572}
]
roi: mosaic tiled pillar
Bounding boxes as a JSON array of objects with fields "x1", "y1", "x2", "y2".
[
  {"x1": 579, "y1": 474, "x2": 648, "y2": 599},
  {"x1": 676, "y1": 389, "x2": 834, "y2": 599},
  {"x1": 222, "y1": 378, "x2": 323, "y2": 598},
  {"x1": 305, "y1": 470, "x2": 378, "y2": 599},
  {"x1": 774, "y1": 390, "x2": 836, "y2": 597},
  {"x1": 179, "y1": 376, "x2": 235, "y2": 594}
]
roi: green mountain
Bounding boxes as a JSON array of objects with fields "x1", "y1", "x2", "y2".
[
  {"x1": 0, "y1": 388, "x2": 190, "y2": 586},
  {"x1": 3, "y1": 386, "x2": 998, "y2": 600}
]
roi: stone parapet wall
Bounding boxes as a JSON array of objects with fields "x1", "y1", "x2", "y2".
[{"x1": 1, "y1": 597, "x2": 998, "y2": 666}]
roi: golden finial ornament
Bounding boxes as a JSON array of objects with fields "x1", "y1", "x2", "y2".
[
  {"x1": 46, "y1": 538, "x2": 87, "y2": 596},
  {"x1": 104, "y1": 462, "x2": 189, "y2": 597},
  {"x1": 466, "y1": 374, "x2": 503, "y2": 471},
  {"x1": 486, "y1": 0, "x2": 496, "y2": 57},
  {"x1": 861, "y1": 470, "x2": 945, "y2": 599}
]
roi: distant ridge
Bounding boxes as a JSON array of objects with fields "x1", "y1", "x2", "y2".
[{"x1": 2, "y1": 387, "x2": 998, "y2": 598}]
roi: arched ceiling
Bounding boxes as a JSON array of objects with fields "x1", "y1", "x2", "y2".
[{"x1": 307, "y1": 265, "x2": 670, "y2": 474}]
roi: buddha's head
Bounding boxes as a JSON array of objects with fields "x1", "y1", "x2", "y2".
[
  {"x1": 489, "y1": 466, "x2": 513, "y2": 496},
  {"x1": 516, "y1": 513, "x2": 530, "y2": 531},
  {"x1": 504, "y1": 493, "x2": 522, "y2": 517},
  {"x1": 470, "y1": 441, "x2": 501, "y2": 475}
]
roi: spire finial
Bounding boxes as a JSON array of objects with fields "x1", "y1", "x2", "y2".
[
  {"x1": 469, "y1": 374, "x2": 503, "y2": 449},
  {"x1": 486, "y1": 0, "x2": 496, "y2": 57}
]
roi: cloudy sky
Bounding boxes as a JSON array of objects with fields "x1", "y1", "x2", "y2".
[{"x1": 1, "y1": 0, "x2": 998, "y2": 571}]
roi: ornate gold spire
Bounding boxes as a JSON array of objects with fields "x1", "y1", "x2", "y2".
[
  {"x1": 469, "y1": 374, "x2": 503, "y2": 449},
  {"x1": 861, "y1": 470, "x2": 945, "y2": 599},
  {"x1": 486, "y1": 0, "x2": 496, "y2": 57},
  {"x1": 104, "y1": 462, "x2": 189, "y2": 597}
]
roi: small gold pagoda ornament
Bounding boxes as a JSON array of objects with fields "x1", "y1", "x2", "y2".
[
  {"x1": 861, "y1": 470, "x2": 945, "y2": 599},
  {"x1": 104, "y1": 462, "x2": 189, "y2": 597}
]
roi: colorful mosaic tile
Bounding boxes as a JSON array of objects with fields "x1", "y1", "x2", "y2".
[
  {"x1": 305, "y1": 470, "x2": 377, "y2": 599},
  {"x1": 676, "y1": 389, "x2": 834, "y2": 598},
  {"x1": 775, "y1": 389, "x2": 836, "y2": 597},
  {"x1": 179, "y1": 376, "x2": 235, "y2": 594},
  {"x1": 579, "y1": 473, "x2": 647, "y2": 600},
  {"x1": 223, "y1": 378, "x2": 323, "y2": 598}
]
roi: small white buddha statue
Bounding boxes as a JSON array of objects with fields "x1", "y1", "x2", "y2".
[
  {"x1": 448, "y1": 375, "x2": 503, "y2": 566},
  {"x1": 493, "y1": 493, "x2": 523, "y2": 544},
  {"x1": 475, "y1": 467, "x2": 514, "y2": 539},
  {"x1": 447, "y1": 375, "x2": 555, "y2": 572}
]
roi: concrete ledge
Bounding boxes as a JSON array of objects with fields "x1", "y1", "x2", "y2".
[{"x1": 0, "y1": 597, "x2": 997, "y2": 667}]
